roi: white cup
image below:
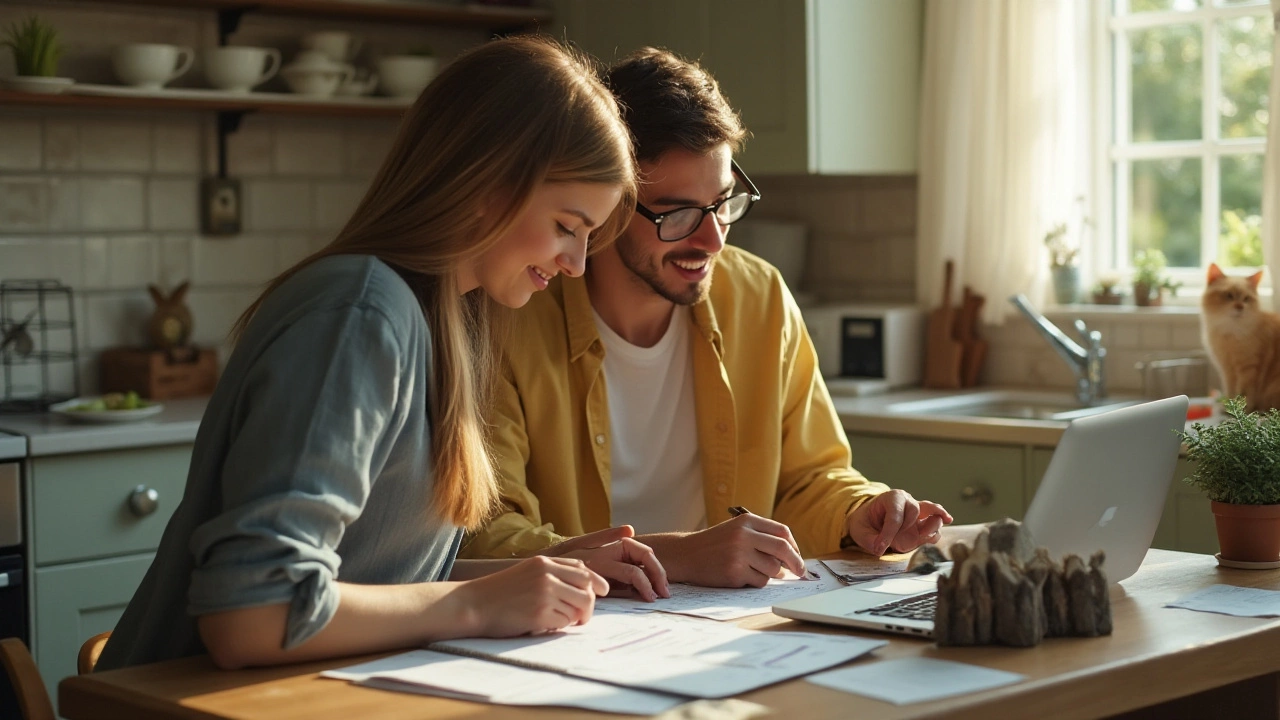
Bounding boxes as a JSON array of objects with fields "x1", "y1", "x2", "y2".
[
  {"x1": 205, "y1": 46, "x2": 281, "y2": 93},
  {"x1": 301, "y1": 31, "x2": 363, "y2": 64},
  {"x1": 377, "y1": 55, "x2": 437, "y2": 98},
  {"x1": 112, "y1": 43, "x2": 195, "y2": 90}
]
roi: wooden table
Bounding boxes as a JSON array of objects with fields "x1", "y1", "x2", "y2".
[{"x1": 58, "y1": 549, "x2": 1280, "y2": 720}]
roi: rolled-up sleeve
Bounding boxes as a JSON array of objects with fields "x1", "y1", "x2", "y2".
[{"x1": 187, "y1": 304, "x2": 406, "y2": 649}]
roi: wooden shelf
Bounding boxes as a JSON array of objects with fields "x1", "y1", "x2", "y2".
[
  {"x1": 71, "y1": 0, "x2": 551, "y2": 32},
  {"x1": 0, "y1": 88, "x2": 410, "y2": 118}
]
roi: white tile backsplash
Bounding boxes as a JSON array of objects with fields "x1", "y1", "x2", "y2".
[
  {"x1": 81, "y1": 237, "x2": 110, "y2": 290},
  {"x1": 80, "y1": 120, "x2": 152, "y2": 173},
  {"x1": 106, "y1": 235, "x2": 159, "y2": 289},
  {"x1": 43, "y1": 120, "x2": 79, "y2": 171},
  {"x1": 191, "y1": 234, "x2": 277, "y2": 285},
  {"x1": 152, "y1": 121, "x2": 202, "y2": 175},
  {"x1": 275, "y1": 128, "x2": 344, "y2": 177},
  {"x1": 148, "y1": 178, "x2": 199, "y2": 231},
  {"x1": 0, "y1": 119, "x2": 42, "y2": 170},
  {"x1": 313, "y1": 180, "x2": 364, "y2": 230},
  {"x1": 81, "y1": 177, "x2": 145, "y2": 231},
  {"x1": 246, "y1": 179, "x2": 312, "y2": 231},
  {"x1": 158, "y1": 234, "x2": 194, "y2": 287},
  {"x1": 0, "y1": 177, "x2": 47, "y2": 230}
]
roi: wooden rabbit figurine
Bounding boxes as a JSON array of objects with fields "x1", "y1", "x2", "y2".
[{"x1": 148, "y1": 281, "x2": 194, "y2": 350}]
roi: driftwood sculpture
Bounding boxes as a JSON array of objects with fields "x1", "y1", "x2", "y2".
[{"x1": 928, "y1": 519, "x2": 1111, "y2": 647}]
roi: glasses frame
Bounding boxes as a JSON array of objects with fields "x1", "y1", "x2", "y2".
[{"x1": 635, "y1": 160, "x2": 762, "y2": 243}]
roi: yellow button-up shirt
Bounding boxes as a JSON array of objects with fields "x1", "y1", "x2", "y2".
[{"x1": 464, "y1": 246, "x2": 889, "y2": 558}]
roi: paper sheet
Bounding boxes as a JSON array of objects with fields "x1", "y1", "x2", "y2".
[
  {"x1": 597, "y1": 559, "x2": 845, "y2": 620},
  {"x1": 819, "y1": 556, "x2": 911, "y2": 582},
  {"x1": 806, "y1": 657, "x2": 1026, "y2": 705},
  {"x1": 430, "y1": 611, "x2": 887, "y2": 698},
  {"x1": 324, "y1": 650, "x2": 687, "y2": 715},
  {"x1": 1165, "y1": 583, "x2": 1280, "y2": 617}
]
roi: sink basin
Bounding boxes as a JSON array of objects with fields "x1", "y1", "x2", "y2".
[{"x1": 885, "y1": 391, "x2": 1143, "y2": 422}]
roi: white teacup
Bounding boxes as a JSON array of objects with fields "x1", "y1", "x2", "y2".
[
  {"x1": 112, "y1": 43, "x2": 195, "y2": 90},
  {"x1": 205, "y1": 46, "x2": 281, "y2": 93},
  {"x1": 301, "y1": 31, "x2": 363, "y2": 64},
  {"x1": 377, "y1": 55, "x2": 437, "y2": 98}
]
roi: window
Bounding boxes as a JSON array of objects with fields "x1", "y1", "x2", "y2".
[{"x1": 1100, "y1": 0, "x2": 1272, "y2": 292}]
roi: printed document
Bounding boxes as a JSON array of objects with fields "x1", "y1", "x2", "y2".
[
  {"x1": 428, "y1": 612, "x2": 886, "y2": 698},
  {"x1": 324, "y1": 651, "x2": 686, "y2": 715},
  {"x1": 806, "y1": 657, "x2": 1026, "y2": 705},
  {"x1": 1166, "y1": 584, "x2": 1280, "y2": 617}
]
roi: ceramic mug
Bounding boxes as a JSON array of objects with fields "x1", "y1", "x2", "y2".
[
  {"x1": 377, "y1": 55, "x2": 437, "y2": 98},
  {"x1": 205, "y1": 46, "x2": 282, "y2": 93},
  {"x1": 112, "y1": 43, "x2": 195, "y2": 90},
  {"x1": 301, "y1": 31, "x2": 363, "y2": 63}
]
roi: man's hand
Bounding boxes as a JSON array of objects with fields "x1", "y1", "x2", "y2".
[
  {"x1": 638, "y1": 514, "x2": 806, "y2": 588},
  {"x1": 845, "y1": 490, "x2": 954, "y2": 556},
  {"x1": 540, "y1": 526, "x2": 670, "y2": 601}
]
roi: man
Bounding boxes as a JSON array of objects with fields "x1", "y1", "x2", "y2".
[{"x1": 464, "y1": 48, "x2": 952, "y2": 587}]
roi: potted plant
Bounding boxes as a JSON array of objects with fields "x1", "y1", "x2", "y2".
[
  {"x1": 1180, "y1": 396, "x2": 1280, "y2": 564},
  {"x1": 1044, "y1": 222, "x2": 1080, "y2": 304},
  {"x1": 1131, "y1": 249, "x2": 1180, "y2": 307},
  {"x1": 1, "y1": 15, "x2": 71, "y2": 94},
  {"x1": 1090, "y1": 273, "x2": 1123, "y2": 305}
]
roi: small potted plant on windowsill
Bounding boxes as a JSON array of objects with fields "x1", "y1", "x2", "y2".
[
  {"x1": 1045, "y1": 222, "x2": 1080, "y2": 304},
  {"x1": 1180, "y1": 396, "x2": 1280, "y2": 566},
  {"x1": 1, "y1": 15, "x2": 71, "y2": 94},
  {"x1": 1132, "y1": 249, "x2": 1180, "y2": 307},
  {"x1": 1091, "y1": 274, "x2": 1124, "y2": 305}
]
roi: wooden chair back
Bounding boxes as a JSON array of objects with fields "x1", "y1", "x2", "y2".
[
  {"x1": 0, "y1": 637, "x2": 55, "y2": 720},
  {"x1": 77, "y1": 632, "x2": 112, "y2": 675}
]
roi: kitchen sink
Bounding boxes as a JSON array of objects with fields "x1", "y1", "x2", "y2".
[{"x1": 884, "y1": 390, "x2": 1144, "y2": 422}]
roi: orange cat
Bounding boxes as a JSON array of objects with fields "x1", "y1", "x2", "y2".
[{"x1": 1201, "y1": 263, "x2": 1280, "y2": 412}]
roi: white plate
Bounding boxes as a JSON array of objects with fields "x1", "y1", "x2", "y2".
[
  {"x1": 49, "y1": 397, "x2": 164, "y2": 424},
  {"x1": 1, "y1": 76, "x2": 74, "y2": 94}
]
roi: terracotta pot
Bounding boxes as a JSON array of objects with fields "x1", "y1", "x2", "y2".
[
  {"x1": 1133, "y1": 282, "x2": 1163, "y2": 307},
  {"x1": 1211, "y1": 501, "x2": 1280, "y2": 562}
]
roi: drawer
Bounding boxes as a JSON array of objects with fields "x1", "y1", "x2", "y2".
[
  {"x1": 33, "y1": 445, "x2": 192, "y2": 565},
  {"x1": 847, "y1": 434, "x2": 1024, "y2": 525}
]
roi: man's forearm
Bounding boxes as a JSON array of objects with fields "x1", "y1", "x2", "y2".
[{"x1": 633, "y1": 532, "x2": 694, "y2": 583}]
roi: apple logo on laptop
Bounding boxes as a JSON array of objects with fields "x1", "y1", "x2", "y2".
[{"x1": 1095, "y1": 506, "x2": 1118, "y2": 528}]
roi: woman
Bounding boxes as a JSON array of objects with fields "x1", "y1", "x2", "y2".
[{"x1": 97, "y1": 36, "x2": 667, "y2": 672}]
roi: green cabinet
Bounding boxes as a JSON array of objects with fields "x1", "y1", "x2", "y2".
[
  {"x1": 549, "y1": 0, "x2": 922, "y2": 174},
  {"x1": 846, "y1": 435, "x2": 1024, "y2": 525},
  {"x1": 27, "y1": 443, "x2": 193, "y2": 714}
]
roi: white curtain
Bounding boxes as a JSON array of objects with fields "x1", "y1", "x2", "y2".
[
  {"x1": 1263, "y1": 0, "x2": 1280, "y2": 302},
  {"x1": 916, "y1": 0, "x2": 1090, "y2": 323}
]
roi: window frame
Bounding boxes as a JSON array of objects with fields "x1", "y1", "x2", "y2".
[{"x1": 1095, "y1": 0, "x2": 1270, "y2": 302}]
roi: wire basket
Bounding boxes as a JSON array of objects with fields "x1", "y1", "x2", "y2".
[
  {"x1": 1134, "y1": 351, "x2": 1210, "y2": 400},
  {"x1": 0, "y1": 279, "x2": 80, "y2": 412}
]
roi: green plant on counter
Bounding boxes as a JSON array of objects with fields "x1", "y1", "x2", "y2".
[
  {"x1": 1180, "y1": 396, "x2": 1280, "y2": 505},
  {"x1": 2, "y1": 15, "x2": 64, "y2": 77}
]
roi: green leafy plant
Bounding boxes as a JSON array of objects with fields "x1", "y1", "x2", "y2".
[
  {"x1": 1043, "y1": 196, "x2": 1092, "y2": 268},
  {"x1": 1132, "y1": 248, "x2": 1182, "y2": 300},
  {"x1": 1180, "y1": 396, "x2": 1280, "y2": 505},
  {"x1": 1218, "y1": 209, "x2": 1264, "y2": 268},
  {"x1": 2, "y1": 15, "x2": 64, "y2": 77}
]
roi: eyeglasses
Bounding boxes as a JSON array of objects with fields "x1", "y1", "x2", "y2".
[{"x1": 635, "y1": 160, "x2": 761, "y2": 242}]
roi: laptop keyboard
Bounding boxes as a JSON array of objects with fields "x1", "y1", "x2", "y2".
[{"x1": 855, "y1": 591, "x2": 938, "y2": 621}]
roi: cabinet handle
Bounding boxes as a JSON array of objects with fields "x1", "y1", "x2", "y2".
[
  {"x1": 128, "y1": 485, "x2": 160, "y2": 517},
  {"x1": 959, "y1": 484, "x2": 994, "y2": 506}
]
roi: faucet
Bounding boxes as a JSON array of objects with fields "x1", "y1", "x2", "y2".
[{"x1": 1009, "y1": 294, "x2": 1107, "y2": 406}]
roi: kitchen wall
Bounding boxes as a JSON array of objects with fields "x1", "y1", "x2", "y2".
[{"x1": 0, "y1": 2, "x2": 480, "y2": 397}]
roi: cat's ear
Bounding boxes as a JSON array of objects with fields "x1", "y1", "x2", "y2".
[
  {"x1": 1248, "y1": 270, "x2": 1264, "y2": 290},
  {"x1": 1207, "y1": 263, "x2": 1226, "y2": 284}
]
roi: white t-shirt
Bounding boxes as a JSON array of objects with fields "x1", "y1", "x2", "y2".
[{"x1": 593, "y1": 306, "x2": 707, "y2": 534}]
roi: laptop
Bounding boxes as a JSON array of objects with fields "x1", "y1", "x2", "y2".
[{"x1": 772, "y1": 394, "x2": 1190, "y2": 638}]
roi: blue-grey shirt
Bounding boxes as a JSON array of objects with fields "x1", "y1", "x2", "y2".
[{"x1": 97, "y1": 255, "x2": 461, "y2": 671}]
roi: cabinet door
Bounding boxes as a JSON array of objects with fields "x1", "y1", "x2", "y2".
[
  {"x1": 33, "y1": 554, "x2": 152, "y2": 709},
  {"x1": 32, "y1": 444, "x2": 192, "y2": 565},
  {"x1": 847, "y1": 434, "x2": 1023, "y2": 525}
]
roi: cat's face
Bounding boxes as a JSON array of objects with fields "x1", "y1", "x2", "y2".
[{"x1": 1202, "y1": 263, "x2": 1263, "y2": 320}]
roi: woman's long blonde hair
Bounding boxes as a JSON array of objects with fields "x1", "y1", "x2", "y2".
[{"x1": 233, "y1": 36, "x2": 636, "y2": 529}]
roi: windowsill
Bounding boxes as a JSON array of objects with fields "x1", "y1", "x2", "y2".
[{"x1": 1042, "y1": 303, "x2": 1201, "y2": 321}]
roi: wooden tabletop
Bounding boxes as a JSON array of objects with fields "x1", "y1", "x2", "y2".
[{"x1": 58, "y1": 549, "x2": 1280, "y2": 720}]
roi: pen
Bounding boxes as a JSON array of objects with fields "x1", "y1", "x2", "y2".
[{"x1": 726, "y1": 506, "x2": 819, "y2": 579}]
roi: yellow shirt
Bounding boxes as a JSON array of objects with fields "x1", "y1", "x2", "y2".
[{"x1": 464, "y1": 246, "x2": 889, "y2": 558}]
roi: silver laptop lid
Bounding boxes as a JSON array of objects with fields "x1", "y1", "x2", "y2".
[{"x1": 1023, "y1": 394, "x2": 1189, "y2": 583}]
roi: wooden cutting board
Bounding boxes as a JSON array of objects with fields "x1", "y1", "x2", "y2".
[
  {"x1": 957, "y1": 288, "x2": 988, "y2": 387},
  {"x1": 923, "y1": 260, "x2": 964, "y2": 389}
]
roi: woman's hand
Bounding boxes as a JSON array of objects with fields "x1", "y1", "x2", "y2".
[
  {"x1": 458, "y1": 556, "x2": 608, "y2": 637},
  {"x1": 541, "y1": 526, "x2": 670, "y2": 601}
]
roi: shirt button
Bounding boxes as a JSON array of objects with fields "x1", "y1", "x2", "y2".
[
  {"x1": 717, "y1": 483, "x2": 728, "y2": 494},
  {"x1": 716, "y1": 422, "x2": 728, "y2": 433},
  {"x1": 595, "y1": 434, "x2": 606, "y2": 445}
]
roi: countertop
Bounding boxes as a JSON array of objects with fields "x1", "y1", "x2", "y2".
[
  {"x1": 0, "y1": 431, "x2": 24, "y2": 461},
  {"x1": 0, "y1": 396, "x2": 209, "y2": 457}
]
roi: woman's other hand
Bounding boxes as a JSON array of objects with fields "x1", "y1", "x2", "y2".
[{"x1": 541, "y1": 526, "x2": 670, "y2": 601}]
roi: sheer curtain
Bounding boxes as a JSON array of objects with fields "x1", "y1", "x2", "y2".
[
  {"x1": 1264, "y1": 0, "x2": 1280, "y2": 300},
  {"x1": 916, "y1": 0, "x2": 1090, "y2": 323}
]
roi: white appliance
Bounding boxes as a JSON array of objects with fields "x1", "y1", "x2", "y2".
[{"x1": 800, "y1": 303, "x2": 923, "y2": 396}]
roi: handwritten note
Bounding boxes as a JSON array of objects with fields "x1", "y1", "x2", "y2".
[
  {"x1": 1166, "y1": 584, "x2": 1280, "y2": 617},
  {"x1": 806, "y1": 657, "x2": 1026, "y2": 705}
]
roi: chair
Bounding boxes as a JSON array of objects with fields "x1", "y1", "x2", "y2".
[
  {"x1": 77, "y1": 632, "x2": 112, "y2": 675},
  {"x1": 0, "y1": 637, "x2": 55, "y2": 720}
]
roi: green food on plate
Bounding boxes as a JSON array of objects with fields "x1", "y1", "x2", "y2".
[{"x1": 70, "y1": 391, "x2": 150, "y2": 412}]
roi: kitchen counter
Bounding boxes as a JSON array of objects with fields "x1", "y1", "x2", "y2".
[
  {"x1": 0, "y1": 397, "x2": 209, "y2": 457},
  {"x1": 0, "y1": 431, "x2": 24, "y2": 460}
]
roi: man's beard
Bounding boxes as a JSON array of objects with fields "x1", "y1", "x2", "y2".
[{"x1": 616, "y1": 234, "x2": 715, "y2": 306}]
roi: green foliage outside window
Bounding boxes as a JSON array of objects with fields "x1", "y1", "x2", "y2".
[{"x1": 1218, "y1": 209, "x2": 1263, "y2": 268}]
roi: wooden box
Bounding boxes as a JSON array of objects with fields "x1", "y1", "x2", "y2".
[{"x1": 99, "y1": 347, "x2": 219, "y2": 400}]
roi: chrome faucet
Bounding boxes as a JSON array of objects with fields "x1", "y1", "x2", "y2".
[{"x1": 1009, "y1": 294, "x2": 1107, "y2": 405}]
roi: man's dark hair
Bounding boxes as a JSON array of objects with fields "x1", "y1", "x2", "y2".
[{"x1": 606, "y1": 47, "x2": 747, "y2": 163}]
